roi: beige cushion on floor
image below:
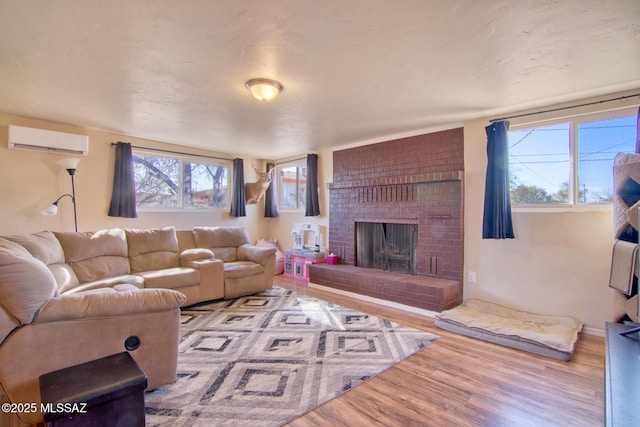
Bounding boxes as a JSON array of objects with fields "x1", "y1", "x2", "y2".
[{"x1": 437, "y1": 299, "x2": 583, "y2": 354}]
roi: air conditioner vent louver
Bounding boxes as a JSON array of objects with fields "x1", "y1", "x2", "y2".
[{"x1": 8, "y1": 125, "x2": 89, "y2": 156}]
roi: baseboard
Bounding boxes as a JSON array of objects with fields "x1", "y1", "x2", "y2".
[
  {"x1": 309, "y1": 283, "x2": 606, "y2": 337},
  {"x1": 308, "y1": 283, "x2": 440, "y2": 318},
  {"x1": 583, "y1": 326, "x2": 604, "y2": 337}
]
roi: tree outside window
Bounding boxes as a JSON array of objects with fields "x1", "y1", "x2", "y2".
[{"x1": 133, "y1": 153, "x2": 228, "y2": 209}]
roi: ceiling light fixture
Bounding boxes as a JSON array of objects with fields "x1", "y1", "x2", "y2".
[{"x1": 245, "y1": 78, "x2": 283, "y2": 102}]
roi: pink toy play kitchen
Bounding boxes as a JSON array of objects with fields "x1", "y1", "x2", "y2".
[{"x1": 284, "y1": 223, "x2": 326, "y2": 281}]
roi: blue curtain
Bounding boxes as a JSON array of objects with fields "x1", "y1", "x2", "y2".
[
  {"x1": 264, "y1": 162, "x2": 278, "y2": 217},
  {"x1": 108, "y1": 142, "x2": 137, "y2": 218},
  {"x1": 635, "y1": 106, "x2": 639, "y2": 153},
  {"x1": 230, "y1": 158, "x2": 246, "y2": 217},
  {"x1": 482, "y1": 121, "x2": 514, "y2": 239},
  {"x1": 305, "y1": 154, "x2": 320, "y2": 216}
]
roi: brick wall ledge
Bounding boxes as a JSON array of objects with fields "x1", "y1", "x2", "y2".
[
  {"x1": 309, "y1": 263, "x2": 462, "y2": 312},
  {"x1": 326, "y1": 170, "x2": 463, "y2": 190}
]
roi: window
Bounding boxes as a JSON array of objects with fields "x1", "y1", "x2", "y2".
[
  {"x1": 277, "y1": 161, "x2": 307, "y2": 210},
  {"x1": 509, "y1": 108, "x2": 637, "y2": 206},
  {"x1": 133, "y1": 151, "x2": 229, "y2": 209}
]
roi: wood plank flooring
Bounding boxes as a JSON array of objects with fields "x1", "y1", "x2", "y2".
[{"x1": 275, "y1": 276, "x2": 605, "y2": 427}]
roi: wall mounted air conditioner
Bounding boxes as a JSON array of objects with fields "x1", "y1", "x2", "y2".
[{"x1": 8, "y1": 125, "x2": 89, "y2": 156}]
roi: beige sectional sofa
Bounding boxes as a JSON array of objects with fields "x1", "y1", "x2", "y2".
[{"x1": 0, "y1": 226, "x2": 275, "y2": 425}]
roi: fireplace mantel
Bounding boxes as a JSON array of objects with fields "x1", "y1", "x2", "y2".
[{"x1": 327, "y1": 170, "x2": 463, "y2": 190}]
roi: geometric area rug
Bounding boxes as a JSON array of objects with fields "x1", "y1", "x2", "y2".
[{"x1": 145, "y1": 286, "x2": 438, "y2": 426}]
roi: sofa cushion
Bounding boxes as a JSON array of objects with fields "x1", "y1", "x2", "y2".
[
  {"x1": 193, "y1": 227, "x2": 250, "y2": 262},
  {"x1": 55, "y1": 229, "x2": 130, "y2": 285},
  {"x1": 237, "y1": 245, "x2": 276, "y2": 266},
  {"x1": 0, "y1": 238, "x2": 57, "y2": 326},
  {"x1": 61, "y1": 274, "x2": 144, "y2": 295},
  {"x1": 210, "y1": 247, "x2": 238, "y2": 262},
  {"x1": 180, "y1": 248, "x2": 214, "y2": 264},
  {"x1": 4, "y1": 231, "x2": 65, "y2": 266},
  {"x1": 256, "y1": 239, "x2": 284, "y2": 274},
  {"x1": 135, "y1": 267, "x2": 199, "y2": 290},
  {"x1": 0, "y1": 305, "x2": 19, "y2": 345},
  {"x1": 175, "y1": 229, "x2": 197, "y2": 251},
  {"x1": 4, "y1": 231, "x2": 79, "y2": 292},
  {"x1": 35, "y1": 286, "x2": 186, "y2": 323},
  {"x1": 126, "y1": 227, "x2": 180, "y2": 273},
  {"x1": 48, "y1": 264, "x2": 81, "y2": 294},
  {"x1": 223, "y1": 261, "x2": 264, "y2": 279},
  {"x1": 193, "y1": 227, "x2": 250, "y2": 247}
]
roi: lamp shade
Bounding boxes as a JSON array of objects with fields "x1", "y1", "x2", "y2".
[
  {"x1": 41, "y1": 204, "x2": 58, "y2": 216},
  {"x1": 58, "y1": 157, "x2": 80, "y2": 171},
  {"x1": 245, "y1": 78, "x2": 283, "y2": 102}
]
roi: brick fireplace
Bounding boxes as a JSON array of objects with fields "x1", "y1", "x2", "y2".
[{"x1": 310, "y1": 128, "x2": 464, "y2": 312}]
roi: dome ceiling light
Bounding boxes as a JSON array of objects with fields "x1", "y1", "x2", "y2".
[{"x1": 245, "y1": 78, "x2": 283, "y2": 102}]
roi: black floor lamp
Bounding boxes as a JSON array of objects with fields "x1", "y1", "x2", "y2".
[{"x1": 41, "y1": 158, "x2": 80, "y2": 232}]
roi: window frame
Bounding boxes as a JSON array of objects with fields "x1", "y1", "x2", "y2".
[
  {"x1": 508, "y1": 106, "x2": 638, "y2": 211},
  {"x1": 276, "y1": 159, "x2": 307, "y2": 211},
  {"x1": 132, "y1": 149, "x2": 232, "y2": 212}
]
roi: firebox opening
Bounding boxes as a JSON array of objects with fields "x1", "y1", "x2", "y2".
[{"x1": 355, "y1": 222, "x2": 417, "y2": 275}]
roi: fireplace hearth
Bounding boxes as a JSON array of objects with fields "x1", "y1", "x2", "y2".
[{"x1": 315, "y1": 128, "x2": 464, "y2": 312}]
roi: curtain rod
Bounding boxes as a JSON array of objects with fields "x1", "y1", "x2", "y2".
[
  {"x1": 111, "y1": 143, "x2": 233, "y2": 161},
  {"x1": 489, "y1": 93, "x2": 640, "y2": 123},
  {"x1": 275, "y1": 156, "x2": 308, "y2": 165}
]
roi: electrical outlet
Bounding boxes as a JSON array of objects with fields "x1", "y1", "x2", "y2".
[{"x1": 468, "y1": 271, "x2": 477, "y2": 283}]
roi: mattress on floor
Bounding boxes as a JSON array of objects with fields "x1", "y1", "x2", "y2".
[{"x1": 435, "y1": 299, "x2": 584, "y2": 361}]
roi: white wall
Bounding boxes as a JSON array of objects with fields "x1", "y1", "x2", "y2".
[
  {"x1": 3, "y1": 89, "x2": 637, "y2": 333},
  {"x1": 263, "y1": 148, "x2": 332, "y2": 250},
  {"x1": 464, "y1": 90, "x2": 639, "y2": 333},
  {"x1": 0, "y1": 113, "x2": 265, "y2": 241}
]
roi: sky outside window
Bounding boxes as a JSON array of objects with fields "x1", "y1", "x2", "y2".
[
  {"x1": 508, "y1": 112, "x2": 637, "y2": 205},
  {"x1": 578, "y1": 116, "x2": 637, "y2": 203},
  {"x1": 509, "y1": 123, "x2": 570, "y2": 204}
]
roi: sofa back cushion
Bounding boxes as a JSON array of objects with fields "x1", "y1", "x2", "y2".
[
  {"x1": 4, "y1": 231, "x2": 79, "y2": 293},
  {"x1": 55, "y1": 229, "x2": 130, "y2": 284},
  {"x1": 0, "y1": 305, "x2": 18, "y2": 346},
  {"x1": 126, "y1": 227, "x2": 180, "y2": 273},
  {"x1": 4, "y1": 231, "x2": 64, "y2": 265},
  {"x1": 193, "y1": 227, "x2": 250, "y2": 262},
  {"x1": 0, "y1": 238, "x2": 57, "y2": 329},
  {"x1": 175, "y1": 229, "x2": 197, "y2": 251}
]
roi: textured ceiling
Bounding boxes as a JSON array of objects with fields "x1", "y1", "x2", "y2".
[{"x1": 0, "y1": 0, "x2": 639, "y2": 159}]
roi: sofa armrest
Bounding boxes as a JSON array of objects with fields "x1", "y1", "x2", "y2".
[
  {"x1": 179, "y1": 248, "x2": 215, "y2": 266},
  {"x1": 191, "y1": 258, "x2": 224, "y2": 301},
  {"x1": 237, "y1": 244, "x2": 276, "y2": 266},
  {"x1": 34, "y1": 287, "x2": 186, "y2": 323}
]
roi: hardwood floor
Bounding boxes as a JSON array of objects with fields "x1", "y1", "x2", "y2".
[{"x1": 275, "y1": 276, "x2": 605, "y2": 427}]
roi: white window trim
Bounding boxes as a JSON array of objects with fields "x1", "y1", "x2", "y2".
[
  {"x1": 133, "y1": 148, "x2": 232, "y2": 212},
  {"x1": 277, "y1": 159, "x2": 306, "y2": 211},
  {"x1": 509, "y1": 105, "x2": 638, "y2": 211}
]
